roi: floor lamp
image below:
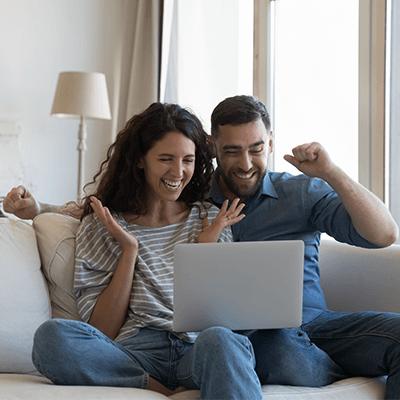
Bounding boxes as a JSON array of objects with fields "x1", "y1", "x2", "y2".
[{"x1": 50, "y1": 71, "x2": 111, "y2": 202}]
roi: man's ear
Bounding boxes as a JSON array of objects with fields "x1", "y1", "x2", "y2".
[
  {"x1": 268, "y1": 131, "x2": 275, "y2": 155},
  {"x1": 207, "y1": 135, "x2": 216, "y2": 158}
]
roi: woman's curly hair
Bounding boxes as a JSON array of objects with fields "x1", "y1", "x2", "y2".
[{"x1": 80, "y1": 102, "x2": 214, "y2": 220}]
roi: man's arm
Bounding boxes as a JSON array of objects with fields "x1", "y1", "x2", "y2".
[
  {"x1": 3, "y1": 185, "x2": 81, "y2": 220},
  {"x1": 284, "y1": 142, "x2": 399, "y2": 247}
]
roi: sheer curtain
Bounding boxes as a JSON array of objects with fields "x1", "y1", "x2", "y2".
[{"x1": 388, "y1": 0, "x2": 400, "y2": 241}]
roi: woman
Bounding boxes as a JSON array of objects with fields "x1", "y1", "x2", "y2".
[{"x1": 32, "y1": 103, "x2": 262, "y2": 399}]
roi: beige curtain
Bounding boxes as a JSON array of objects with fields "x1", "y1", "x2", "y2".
[{"x1": 111, "y1": 0, "x2": 163, "y2": 138}]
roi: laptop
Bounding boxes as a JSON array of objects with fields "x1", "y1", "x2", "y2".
[{"x1": 173, "y1": 240, "x2": 304, "y2": 332}]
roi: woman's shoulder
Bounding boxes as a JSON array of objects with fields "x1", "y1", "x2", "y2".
[{"x1": 77, "y1": 211, "x2": 120, "y2": 240}]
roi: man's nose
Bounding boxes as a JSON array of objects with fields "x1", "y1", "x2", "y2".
[{"x1": 238, "y1": 153, "x2": 252, "y2": 171}]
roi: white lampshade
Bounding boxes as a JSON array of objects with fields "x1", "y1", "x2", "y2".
[{"x1": 50, "y1": 71, "x2": 111, "y2": 120}]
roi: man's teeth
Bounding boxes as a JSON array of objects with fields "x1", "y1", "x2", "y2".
[
  {"x1": 235, "y1": 173, "x2": 254, "y2": 180},
  {"x1": 162, "y1": 179, "x2": 182, "y2": 189}
]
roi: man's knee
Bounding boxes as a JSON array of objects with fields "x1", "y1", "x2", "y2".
[{"x1": 244, "y1": 328, "x2": 345, "y2": 386}]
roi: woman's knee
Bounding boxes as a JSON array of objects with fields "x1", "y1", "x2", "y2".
[
  {"x1": 196, "y1": 326, "x2": 255, "y2": 363},
  {"x1": 33, "y1": 319, "x2": 92, "y2": 361}
]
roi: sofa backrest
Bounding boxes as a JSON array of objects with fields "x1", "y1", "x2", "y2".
[
  {"x1": 319, "y1": 239, "x2": 400, "y2": 314},
  {"x1": 31, "y1": 214, "x2": 400, "y2": 320}
]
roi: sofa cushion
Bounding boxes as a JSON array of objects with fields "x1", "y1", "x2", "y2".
[
  {"x1": 0, "y1": 374, "x2": 387, "y2": 400},
  {"x1": 33, "y1": 213, "x2": 81, "y2": 320},
  {"x1": 0, "y1": 374, "x2": 169, "y2": 399},
  {"x1": 0, "y1": 218, "x2": 51, "y2": 374}
]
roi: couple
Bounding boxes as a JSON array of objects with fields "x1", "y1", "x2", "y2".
[{"x1": 4, "y1": 95, "x2": 400, "y2": 400}]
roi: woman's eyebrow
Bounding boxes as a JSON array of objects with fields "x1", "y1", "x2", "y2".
[{"x1": 158, "y1": 153, "x2": 195, "y2": 157}]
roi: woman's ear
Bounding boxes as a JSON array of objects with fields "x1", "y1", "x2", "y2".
[{"x1": 138, "y1": 158, "x2": 144, "y2": 169}]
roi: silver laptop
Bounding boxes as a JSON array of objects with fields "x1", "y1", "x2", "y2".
[{"x1": 173, "y1": 240, "x2": 304, "y2": 332}]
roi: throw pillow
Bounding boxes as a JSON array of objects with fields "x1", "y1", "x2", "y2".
[{"x1": 33, "y1": 213, "x2": 81, "y2": 321}]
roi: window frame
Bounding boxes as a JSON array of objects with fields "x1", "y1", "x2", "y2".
[{"x1": 254, "y1": 0, "x2": 388, "y2": 203}]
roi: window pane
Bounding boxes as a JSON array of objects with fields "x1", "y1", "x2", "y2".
[
  {"x1": 176, "y1": 0, "x2": 253, "y2": 133},
  {"x1": 273, "y1": 0, "x2": 359, "y2": 182}
]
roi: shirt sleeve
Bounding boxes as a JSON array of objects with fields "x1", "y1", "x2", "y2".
[
  {"x1": 74, "y1": 214, "x2": 121, "y2": 322},
  {"x1": 307, "y1": 178, "x2": 381, "y2": 248}
]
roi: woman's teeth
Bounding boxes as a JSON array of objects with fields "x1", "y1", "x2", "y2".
[{"x1": 162, "y1": 179, "x2": 182, "y2": 189}]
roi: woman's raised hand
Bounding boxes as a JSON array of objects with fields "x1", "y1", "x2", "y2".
[
  {"x1": 197, "y1": 199, "x2": 245, "y2": 243},
  {"x1": 90, "y1": 197, "x2": 138, "y2": 252}
]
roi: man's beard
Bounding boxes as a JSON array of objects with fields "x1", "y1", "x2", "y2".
[{"x1": 216, "y1": 165, "x2": 266, "y2": 199}]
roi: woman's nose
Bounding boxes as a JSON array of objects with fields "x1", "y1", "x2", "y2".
[{"x1": 171, "y1": 161, "x2": 184, "y2": 177}]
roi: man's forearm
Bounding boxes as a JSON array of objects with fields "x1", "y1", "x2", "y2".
[
  {"x1": 39, "y1": 202, "x2": 82, "y2": 219},
  {"x1": 324, "y1": 167, "x2": 399, "y2": 247},
  {"x1": 38, "y1": 202, "x2": 62, "y2": 214}
]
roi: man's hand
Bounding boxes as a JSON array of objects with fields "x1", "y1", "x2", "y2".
[
  {"x1": 284, "y1": 142, "x2": 336, "y2": 180},
  {"x1": 3, "y1": 185, "x2": 41, "y2": 220},
  {"x1": 197, "y1": 199, "x2": 245, "y2": 243}
]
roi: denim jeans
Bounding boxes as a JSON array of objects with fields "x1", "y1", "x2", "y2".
[
  {"x1": 32, "y1": 319, "x2": 262, "y2": 400},
  {"x1": 241, "y1": 310, "x2": 400, "y2": 400}
]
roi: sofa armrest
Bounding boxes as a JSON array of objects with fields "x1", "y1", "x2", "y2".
[{"x1": 319, "y1": 239, "x2": 400, "y2": 313}]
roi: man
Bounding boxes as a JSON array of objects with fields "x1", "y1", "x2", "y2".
[
  {"x1": 208, "y1": 95, "x2": 399, "y2": 398},
  {"x1": 4, "y1": 96, "x2": 400, "y2": 398}
]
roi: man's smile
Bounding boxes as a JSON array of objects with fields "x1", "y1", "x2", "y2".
[{"x1": 233, "y1": 172, "x2": 256, "y2": 180}]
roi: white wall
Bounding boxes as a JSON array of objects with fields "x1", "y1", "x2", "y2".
[{"x1": 0, "y1": 0, "x2": 125, "y2": 204}]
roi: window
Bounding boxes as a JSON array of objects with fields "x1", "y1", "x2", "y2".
[
  {"x1": 173, "y1": 0, "x2": 254, "y2": 133},
  {"x1": 254, "y1": 0, "x2": 388, "y2": 202},
  {"x1": 266, "y1": 0, "x2": 359, "y2": 182}
]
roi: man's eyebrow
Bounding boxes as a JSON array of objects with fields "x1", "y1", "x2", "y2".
[
  {"x1": 222, "y1": 140, "x2": 265, "y2": 151},
  {"x1": 249, "y1": 140, "x2": 265, "y2": 148}
]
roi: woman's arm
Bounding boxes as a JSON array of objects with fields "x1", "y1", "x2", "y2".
[{"x1": 87, "y1": 197, "x2": 138, "y2": 340}]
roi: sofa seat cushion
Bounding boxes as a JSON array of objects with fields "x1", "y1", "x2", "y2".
[
  {"x1": 0, "y1": 374, "x2": 169, "y2": 399},
  {"x1": 168, "y1": 377, "x2": 387, "y2": 399},
  {"x1": 0, "y1": 219, "x2": 51, "y2": 374},
  {"x1": 0, "y1": 375, "x2": 386, "y2": 399}
]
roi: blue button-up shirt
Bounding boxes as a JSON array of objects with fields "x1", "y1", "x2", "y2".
[{"x1": 210, "y1": 171, "x2": 380, "y2": 323}]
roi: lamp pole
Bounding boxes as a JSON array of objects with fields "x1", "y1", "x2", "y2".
[{"x1": 77, "y1": 115, "x2": 87, "y2": 203}]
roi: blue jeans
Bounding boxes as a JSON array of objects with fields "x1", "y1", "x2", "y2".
[
  {"x1": 241, "y1": 310, "x2": 400, "y2": 400},
  {"x1": 32, "y1": 319, "x2": 262, "y2": 400}
]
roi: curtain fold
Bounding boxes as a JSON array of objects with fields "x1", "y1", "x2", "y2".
[
  {"x1": 160, "y1": 0, "x2": 178, "y2": 103},
  {"x1": 111, "y1": 0, "x2": 163, "y2": 138}
]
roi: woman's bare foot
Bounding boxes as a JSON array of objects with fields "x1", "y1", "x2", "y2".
[{"x1": 147, "y1": 377, "x2": 191, "y2": 396}]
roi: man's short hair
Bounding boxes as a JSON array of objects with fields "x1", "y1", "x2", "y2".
[{"x1": 211, "y1": 95, "x2": 271, "y2": 140}]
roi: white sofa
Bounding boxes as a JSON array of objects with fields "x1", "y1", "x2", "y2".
[{"x1": 1, "y1": 212, "x2": 397, "y2": 400}]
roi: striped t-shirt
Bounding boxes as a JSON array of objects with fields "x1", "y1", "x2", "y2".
[{"x1": 74, "y1": 202, "x2": 232, "y2": 343}]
